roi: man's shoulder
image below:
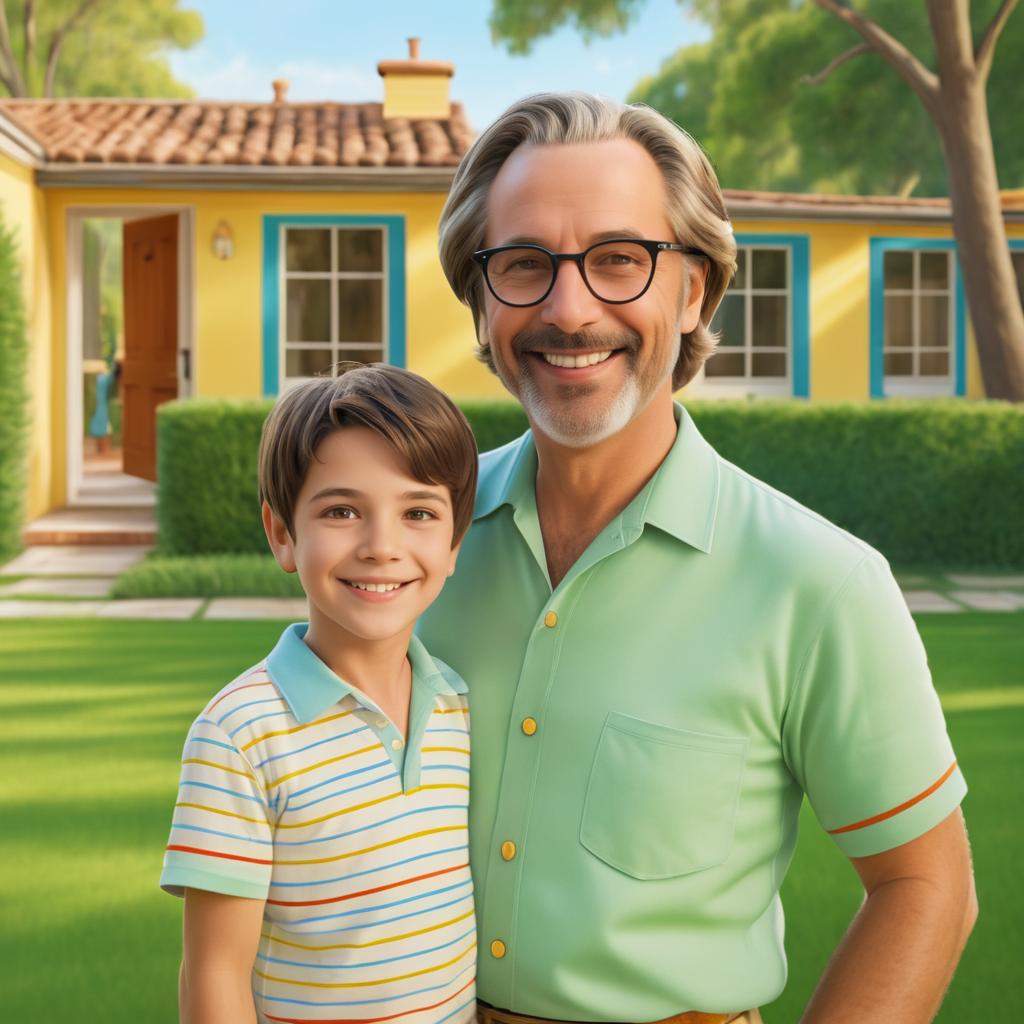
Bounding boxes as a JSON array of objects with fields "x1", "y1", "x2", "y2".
[{"x1": 474, "y1": 432, "x2": 532, "y2": 514}]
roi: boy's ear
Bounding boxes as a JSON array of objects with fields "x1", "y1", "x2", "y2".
[
  {"x1": 447, "y1": 539, "x2": 462, "y2": 578},
  {"x1": 262, "y1": 501, "x2": 297, "y2": 574}
]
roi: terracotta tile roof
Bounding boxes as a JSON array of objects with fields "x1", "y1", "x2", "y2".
[
  {"x1": 722, "y1": 187, "x2": 949, "y2": 211},
  {"x1": 0, "y1": 98, "x2": 474, "y2": 167}
]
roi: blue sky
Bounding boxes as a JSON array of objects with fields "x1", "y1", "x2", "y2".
[{"x1": 168, "y1": 0, "x2": 709, "y2": 130}]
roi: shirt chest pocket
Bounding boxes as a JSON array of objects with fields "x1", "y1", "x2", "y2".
[{"x1": 579, "y1": 711, "x2": 748, "y2": 880}]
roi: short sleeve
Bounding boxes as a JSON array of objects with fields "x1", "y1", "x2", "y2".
[
  {"x1": 783, "y1": 553, "x2": 966, "y2": 858},
  {"x1": 160, "y1": 717, "x2": 274, "y2": 899}
]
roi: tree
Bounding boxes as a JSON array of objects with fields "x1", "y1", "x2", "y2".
[
  {"x1": 0, "y1": 0, "x2": 203, "y2": 99},
  {"x1": 490, "y1": 0, "x2": 1024, "y2": 401}
]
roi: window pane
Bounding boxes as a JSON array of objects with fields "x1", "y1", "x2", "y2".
[
  {"x1": 919, "y1": 295, "x2": 949, "y2": 347},
  {"x1": 885, "y1": 295, "x2": 913, "y2": 347},
  {"x1": 705, "y1": 351, "x2": 745, "y2": 377},
  {"x1": 338, "y1": 280, "x2": 383, "y2": 343},
  {"x1": 752, "y1": 295, "x2": 787, "y2": 347},
  {"x1": 338, "y1": 230, "x2": 383, "y2": 272},
  {"x1": 733, "y1": 249, "x2": 747, "y2": 289},
  {"x1": 1012, "y1": 251, "x2": 1024, "y2": 306},
  {"x1": 286, "y1": 280, "x2": 331, "y2": 342},
  {"x1": 286, "y1": 229, "x2": 331, "y2": 272},
  {"x1": 286, "y1": 347, "x2": 334, "y2": 378},
  {"x1": 919, "y1": 251, "x2": 949, "y2": 290},
  {"x1": 752, "y1": 352, "x2": 786, "y2": 378},
  {"x1": 332, "y1": 346, "x2": 386, "y2": 367},
  {"x1": 919, "y1": 351, "x2": 949, "y2": 376},
  {"x1": 884, "y1": 251, "x2": 913, "y2": 290},
  {"x1": 710, "y1": 293, "x2": 744, "y2": 346},
  {"x1": 885, "y1": 352, "x2": 913, "y2": 376},
  {"x1": 752, "y1": 249, "x2": 786, "y2": 289}
]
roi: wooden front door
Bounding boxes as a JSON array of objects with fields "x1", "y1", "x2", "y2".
[{"x1": 122, "y1": 213, "x2": 179, "y2": 481}]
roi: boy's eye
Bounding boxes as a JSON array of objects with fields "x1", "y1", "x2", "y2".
[
  {"x1": 323, "y1": 506, "x2": 357, "y2": 519},
  {"x1": 406, "y1": 508, "x2": 437, "y2": 521}
]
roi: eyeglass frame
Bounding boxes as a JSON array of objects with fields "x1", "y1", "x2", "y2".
[{"x1": 471, "y1": 238, "x2": 708, "y2": 308}]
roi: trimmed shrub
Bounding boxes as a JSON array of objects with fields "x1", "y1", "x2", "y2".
[
  {"x1": 0, "y1": 211, "x2": 30, "y2": 563},
  {"x1": 111, "y1": 553, "x2": 304, "y2": 599},
  {"x1": 157, "y1": 396, "x2": 1024, "y2": 567}
]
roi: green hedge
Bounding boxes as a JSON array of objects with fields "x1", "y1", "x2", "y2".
[
  {"x1": 111, "y1": 553, "x2": 304, "y2": 599},
  {"x1": 157, "y1": 397, "x2": 1024, "y2": 567},
  {"x1": 0, "y1": 211, "x2": 30, "y2": 563}
]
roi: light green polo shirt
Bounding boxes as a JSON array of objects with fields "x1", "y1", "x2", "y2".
[{"x1": 417, "y1": 403, "x2": 965, "y2": 1020}]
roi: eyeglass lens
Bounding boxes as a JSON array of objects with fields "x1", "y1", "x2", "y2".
[{"x1": 486, "y1": 241, "x2": 655, "y2": 304}]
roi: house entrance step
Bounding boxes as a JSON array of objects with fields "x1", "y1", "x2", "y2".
[{"x1": 22, "y1": 507, "x2": 157, "y2": 546}]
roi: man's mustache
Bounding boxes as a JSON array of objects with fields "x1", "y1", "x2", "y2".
[{"x1": 511, "y1": 326, "x2": 641, "y2": 357}]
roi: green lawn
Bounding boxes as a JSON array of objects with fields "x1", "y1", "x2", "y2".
[{"x1": 1, "y1": 614, "x2": 1020, "y2": 1021}]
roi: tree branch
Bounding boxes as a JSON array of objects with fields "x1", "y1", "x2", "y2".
[
  {"x1": 23, "y1": 1, "x2": 35, "y2": 89},
  {"x1": 43, "y1": 0, "x2": 101, "y2": 97},
  {"x1": 975, "y1": 0, "x2": 1019, "y2": 83},
  {"x1": 812, "y1": 0, "x2": 940, "y2": 113},
  {"x1": 0, "y1": 2, "x2": 26, "y2": 96},
  {"x1": 800, "y1": 42, "x2": 871, "y2": 86}
]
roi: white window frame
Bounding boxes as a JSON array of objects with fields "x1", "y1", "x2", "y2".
[{"x1": 279, "y1": 224, "x2": 389, "y2": 388}]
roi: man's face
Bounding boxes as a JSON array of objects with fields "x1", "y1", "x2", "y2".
[{"x1": 481, "y1": 137, "x2": 706, "y2": 447}]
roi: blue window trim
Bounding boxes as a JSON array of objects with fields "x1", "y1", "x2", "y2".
[
  {"x1": 261, "y1": 214, "x2": 406, "y2": 396},
  {"x1": 869, "y1": 237, "x2": 965, "y2": 399},
  {"x1": 733, "y1": 234, "x2": 811, "y2": 398}
]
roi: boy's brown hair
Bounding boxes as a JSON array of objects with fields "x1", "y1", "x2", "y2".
[{"x1": 258, "y1": 363, "x2": 478, "y2": 546}]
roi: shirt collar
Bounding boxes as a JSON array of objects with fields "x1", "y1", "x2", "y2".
[
  {"x1": 265, "y1": 622, "x2": 467, "y2": 725},
  {"x1": 472, "y1": 402, "x2": 720, "y2": 554}
]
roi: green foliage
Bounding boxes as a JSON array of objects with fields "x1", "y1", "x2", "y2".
[
  {"x1": 111, "y1": 553, "x2": 304, "y2": 599},
  {"x1": 1, "y1": 0, "x2": 203, "y2": 98},
  {"x1": 490, "y1": 0, "x2": 647, "y2": 54},
  {"x1": 0, "y1": 209, "x2": 30, "y2": 563},
  {"x1": 157, "y1": 396, "x2": 1024, "y2": 567}
]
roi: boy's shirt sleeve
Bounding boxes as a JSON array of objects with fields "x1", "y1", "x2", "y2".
[
  {"x1": 160, "y1": 716, "x2": 273, "y2": 899},
  {"x1": 783, "y1": 552, "x2": 967, "y2": 858}
]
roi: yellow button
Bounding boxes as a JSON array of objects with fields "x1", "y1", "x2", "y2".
[
  {"x1": 521, "y1": 717, "x2": 538, "y2": 736},
  {"x1": 391, "y1": 738, "x2": 404, "y2": 750},
  {"x1": 543, "y1": 611, "x2": 558, "y2": 628},
  {"x1": 490, "y1": 939, "x2": 507, "y2": 959},
  {"x1": 500, "y1": 840, "x2": 517, "y2": 861}
]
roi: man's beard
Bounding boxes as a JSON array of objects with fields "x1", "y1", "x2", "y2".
[{"x1": 491, "y1": 325, "x2": 679, "y2": 448}]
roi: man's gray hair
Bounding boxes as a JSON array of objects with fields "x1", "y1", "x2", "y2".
[{"x1": 438, "y1": 92, "x2": 738, "y2": 389}]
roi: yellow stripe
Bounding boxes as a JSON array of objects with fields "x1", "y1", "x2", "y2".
[
  {"x1": 421, "y1": 747, "x2": 470, "y2": 755},
  {"x1": 266, "y1": 742, "x2": 380, "y2": 790},
  {"x1": 175, "y1": 801, "x2": 267, "y2": 825},
  {"x1": 253, "y1": 941, "x2": 475, "y2": 989},
  {"x1": 432, "y1": 707, "x2": 468, "y2": 715},
  {"x1": 182, "y1": 758, "x2": 256, "y2": 782},
  {"x1": 261, "y1": 908, "x2": 475, "y2": 951},
  {"x1": 241, "y1": 709, "x2": 355, "y2": 753},
  {"x1": 276, "y1": 784, "x2": 468, "y2": 830},
  {"x1": 275, "y1": 825, "x2": 466, "y2": 866}
]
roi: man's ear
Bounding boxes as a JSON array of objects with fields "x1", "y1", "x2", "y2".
[
  {"x1": 262, "y1": 501, "x2": 297, "y2": 574},
  {"x1": 679, "y1": 258, "x2": 710, "y2": 335}
]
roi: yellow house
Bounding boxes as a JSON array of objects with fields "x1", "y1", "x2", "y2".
[{"x1": 1, "y1": 44, "x2": 1022, "y2": 522}]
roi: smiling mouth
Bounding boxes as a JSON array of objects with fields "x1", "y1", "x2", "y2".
[
  {"x1": 341, "y1": 580, "x2": 411, "y2": 593},
  {"x1": 539, "y1": 350, "x2": 616, "y2": 368}
]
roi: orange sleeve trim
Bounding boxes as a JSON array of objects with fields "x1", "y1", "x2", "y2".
[{"x1": 828, "y1": 760, "x2": 958, "y2": 835}]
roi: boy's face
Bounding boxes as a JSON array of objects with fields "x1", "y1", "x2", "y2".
[{"x1": 263, "y1": 426, "x2": 460, "y2": 647}]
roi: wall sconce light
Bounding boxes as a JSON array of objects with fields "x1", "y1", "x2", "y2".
[{"x1": 212, "y1": 220, "x2": 234, "y2": 260}]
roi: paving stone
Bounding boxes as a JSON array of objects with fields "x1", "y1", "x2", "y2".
[
  {"x1": 99, "y1": 599, "x2": 202, "y2": 620},
  {"x1": 946, "y1": 573, "x2": 1024, "y2": 589},
  {"x1": 0, "y1": 577, "x2": 115, "y2": 598},
  {"x1": 949, "y1": 590, "x2": 1024, "y2": 612},
  {"x1": 0, "y1": 545, "x2": 151, "y2": 576},
  {"x1": 902, "y1": 590, "x2": 964, "y2": 613},
  {"x1": 0, "y1": 600, "x2": 103, "y2": 618},
  {"x1": 895, "y1": 575, "x2": 932, "y2": 588},
  {"x1": 205, "y1": 598, "x2": 308, "y2": 620}
]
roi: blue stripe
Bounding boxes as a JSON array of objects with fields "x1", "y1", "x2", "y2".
[
  {"x1": 439, "y1": 996, "x2": 478, "y2": 1024},
  {"x1": 257, "y1": 926, "x2": 474, "y2": 970},
  {"x1": 424, "y1": 727, "x2": 470, "y2": 736},
  {"x1": 228, "y1": 709, "x2": 292, "y2": 738},
  {"x1": 292, "y1": 879, "x2": 472, "y2": 926},
  {"x1": 179, "y1": 780, "x2": 264, "y2": 804},
  {"x1": 287, "y1": 758, "x2": 395, "y2": 800},
  {"x1": 422, "y1": 764, "x2": 470, "y2": 774},
  {"x1": 274, "y1": 805, "x2": 467, "y2": 847},
  {"x1": 253, "y1": 724, "x2": 373, "y2": 769},
  {"x1": 286, "y1": 767, "x2": 398, "y2": 812},
  {"x1": 268, "y1": 844, "x2": 468, "y2": 888},
  {"x1": 171, "y1": 822, "x2": 272, "y2": 846},
  {"x1": 216, "y1": 696, "x2": 285, "y2": 726},
  {"x1": 188, "y1": 735, "x2": 235, "y2": 753}
]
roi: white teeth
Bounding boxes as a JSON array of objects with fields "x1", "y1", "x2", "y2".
[
  {"x1": 542, "y1": 350, "x2": 613, "y2": 368},
  {"x1": 348, "y1": 581, "x2": 403, "y2": 592}
]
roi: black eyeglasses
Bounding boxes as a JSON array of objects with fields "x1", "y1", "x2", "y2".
[{"x1": 472, "y1": 238, "x2": 707, "y2": 307}]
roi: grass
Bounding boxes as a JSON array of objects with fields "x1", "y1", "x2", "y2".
[
  {"x1": 110, "y1": 553, "x2": 304, "y2": 599},
  {"x1": 0, "y1": 613, "x2": 1021, "y2": 1021}
]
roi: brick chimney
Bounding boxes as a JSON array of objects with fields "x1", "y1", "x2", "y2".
[
  {"x1": 377, "y1": 38, "x2": 454, "y2": 120},
  {"x1": 272, "y1": 79, "x2": 289, "y2": 105}
]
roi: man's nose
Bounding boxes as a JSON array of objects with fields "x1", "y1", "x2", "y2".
[{"x1": 539, "y1": 259, "x2": 603, "y2": 335}]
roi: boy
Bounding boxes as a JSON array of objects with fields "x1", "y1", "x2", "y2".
[{"x1": 161, "y1": 363, "x2": 479, "y2": 1024}]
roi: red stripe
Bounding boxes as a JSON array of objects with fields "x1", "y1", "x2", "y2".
[
  {"x1": 828, "y1": 761, "x2": 958, "y2": 835},
  {"x1": 266, "y1": 861, "x2": 468, "y2": 907},
  {"x1": 207, "y1": 678, "x2": 274, "y2": 713},
  {"x1": 166, "y1": 844, "x2": 273, "y2": 866},
  {"x1": 264, "y1": 975, "x2": 475, "y2": 1024}
]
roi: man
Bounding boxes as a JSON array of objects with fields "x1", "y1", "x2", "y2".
[{"x1": 418, "y1": 92, "x2": 976, "y2": 1024}]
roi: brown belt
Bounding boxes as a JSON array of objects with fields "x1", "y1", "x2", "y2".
[{"x1": 477, "y1": 1001, "x2": 759, "y2": 1024}]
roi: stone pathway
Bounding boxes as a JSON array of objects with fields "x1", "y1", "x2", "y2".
[{"x1": 1, "y1": 545, "x2": 1022, "y2": 619}]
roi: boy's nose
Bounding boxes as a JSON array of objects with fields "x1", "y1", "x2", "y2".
[{"x1": 357, "y1": 522, "x2": 400, "y2": 561}]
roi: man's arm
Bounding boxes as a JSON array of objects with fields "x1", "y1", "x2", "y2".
[
  {"x1": 801, "y1": 807, "x2": 977, "y2": 1023},
  {"x1": 180, "y1": 887, "x2": 266, "y2": 1024}
]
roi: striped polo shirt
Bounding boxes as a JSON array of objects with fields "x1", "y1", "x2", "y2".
[{"x1": 161, "y1": 623, "x2": 475, "y2": 1024}]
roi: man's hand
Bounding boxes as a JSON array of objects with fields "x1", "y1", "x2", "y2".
[
  {"x1": 801, "y1": 807, "x2": 977, "y2": 1023},
  {"x1": 180, "y1": 887, "x2": 266, "y2": 1024}
]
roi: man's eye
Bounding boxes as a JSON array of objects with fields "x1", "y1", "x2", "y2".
[
  {"x1": 323, "y1": 506, "x2": 357, "y2": 519},
  {"x1": 406, "y1": 509, "x2": 437, "y2": 521}
]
